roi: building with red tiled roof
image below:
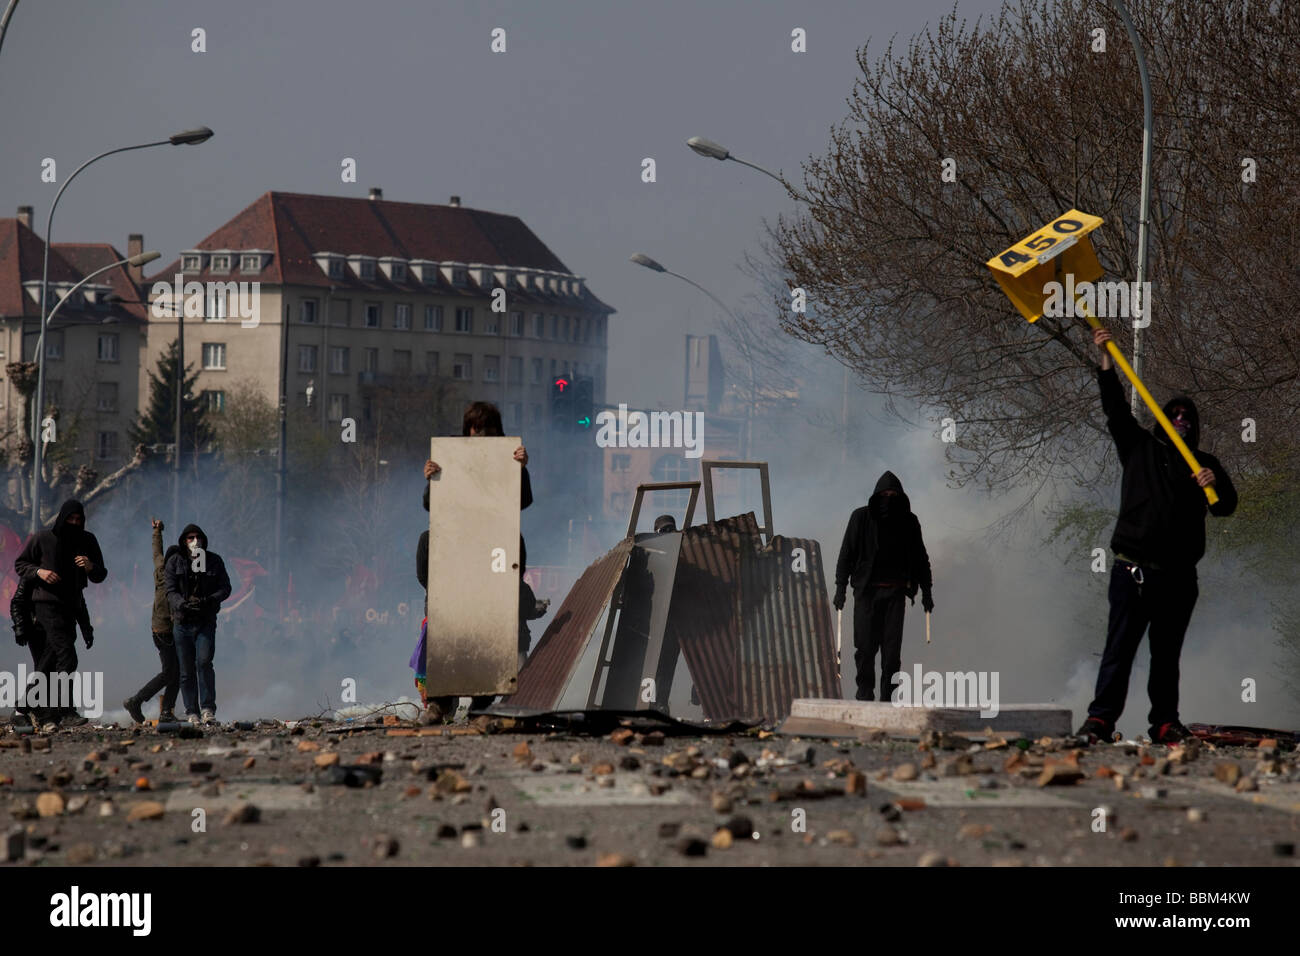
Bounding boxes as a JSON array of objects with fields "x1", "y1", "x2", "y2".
[
  {"x1": 142, "y1": 189, "x2": 615, "y2": 514},
  {"x1": 0, "y1": 210, "x2": 147, "y2": 469}
]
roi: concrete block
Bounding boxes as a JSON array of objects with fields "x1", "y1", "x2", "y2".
[{"x1": 788, "y1": 699, "x2": 1072, "y2": 737}]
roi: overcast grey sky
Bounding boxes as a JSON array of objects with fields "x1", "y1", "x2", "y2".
[
  {"x1": 3, "y1": 0, "x2": 1291, "y2": 730},
  {"x1": 0, "y1": 0, "x2": 1006, "y2": 410}
]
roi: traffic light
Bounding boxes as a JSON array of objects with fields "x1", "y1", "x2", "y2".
[
  {"x1": 551, "y1": 376, "x2": 573, "y2": 433},
  {"x1": 573, "y1": 377, "x2": 593, "y2": 431}
]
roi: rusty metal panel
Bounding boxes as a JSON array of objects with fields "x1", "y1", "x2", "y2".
[
  {"x1": 424, "y1": 437, "x2": 520, "y2": 696},
  {"x1": 507, "y1": 539, "x2": 632, "y2": 710},
  {"x1": 736, "y1": 536, "x2": 839, "y2": 721},
  {"x1": 665, "y1": 514, "x2": 759, "y2": 720}
]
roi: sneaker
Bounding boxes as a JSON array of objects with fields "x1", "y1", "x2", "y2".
[
  {"x1": 1149, "y1": 721, "x2": 1192, "y2": 745},
  {"x1": 1075, "y1": 716, "x2": 1114, "y2": 744},
  {"x1": 123, "y1": 697, "x2": 146, "y2": 725},
  {"x1": 40, "y1": 720, "x2": 61, "y2": 733},
  {"x1": 200, "y1": 710, "x2": 216, "y2": 726},
  {"x1": 186, "y1": 713, "x2": 201, "y2": 726},
  {"x1": 61, "y1": 713, "x2": 89, "y2": 727},
  {"x1": 158, "y1": 710, "x2": 177, "y2": 724}
]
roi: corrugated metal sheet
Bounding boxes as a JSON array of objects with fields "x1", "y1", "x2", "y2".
[
  {"x1": 507, "y1": 539, "x2": 632, "y2": 710},
  {"x1": 736, "y1": 536, "x2": 838, "y2": 721},
  {"x1": 667, "y1": 514, "x2": 758, "y2": 720}
]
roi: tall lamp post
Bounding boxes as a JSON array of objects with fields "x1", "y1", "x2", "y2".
[
  {"x1": 1109, "y1": 0, "x2": 1154, "y2": 414},
  {"x1": 30, "y1": 249, "x2": 159, "y2": 515},
  {"x1": 629, "y1": 253, "x2": 757, "y2": 460},
  {"x1": 30, "y1": 126, "x2": 213, "y2": 534},
  {"x1": 686, "y1": 135, "x2": 853, "y2": 465}
]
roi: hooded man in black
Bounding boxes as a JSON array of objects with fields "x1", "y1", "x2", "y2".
[
  {"x1": 163, "y1": 523, "x2": 232, "y2": 725},
  {"x1": 1078, "y1": 328, "x2": 1237, "y2": 745},
  {"x1": 14, "y1": 499, "x2": 107, "y2": 726},
  {"x1": 833, "y1": 472, "x2": 934, "y2": 702}
]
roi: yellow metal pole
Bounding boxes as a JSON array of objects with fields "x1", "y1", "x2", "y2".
[{"x1": 1076, "y1": 300, "x2": 1218, "y2": 505}]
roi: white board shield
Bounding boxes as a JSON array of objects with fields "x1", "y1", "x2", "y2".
[{"x1": 424, "y1": 436, "x2": 521, "y2": 696}]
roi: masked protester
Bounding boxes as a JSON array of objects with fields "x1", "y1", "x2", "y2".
[
  {"x1": 1077, "y1": 328, "x2": 1237, "y2": 746},
  {"x1": 833, "y1": 472, "x2": 934, "y2": 702},
  {"x1": 123, "y1": 519, "x2": 180, "y2": 725},
  {"x1": 164, "y1": 524, "x2": 232, "y2": 727},
  {"x1": 14, "y1": 499, "x2": 107, "y2": 729}
]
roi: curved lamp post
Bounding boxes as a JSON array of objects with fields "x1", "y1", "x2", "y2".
[
  {"x1": 629, "y1": 253, "x2": 758, "y2": 459},
  {"x1": 30, "y1": 126, "x2": 212, "y2": 534},
  {"x1": 29, "y1": 249, "x2": 159, "y2": 525}
]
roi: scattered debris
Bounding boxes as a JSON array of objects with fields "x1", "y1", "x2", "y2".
[
  {"x1": 36, "y1": 792, "x2": 65, "y2": 817},
  {"x1": 126, "y1": 801, "x2": 166, "y2": 822}
]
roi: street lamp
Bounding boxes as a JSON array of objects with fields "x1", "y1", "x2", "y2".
[
  {"x1": 28, "y1": 250, "x2": 159, "y2": 521},
  {"x1": 1108, "y1": 0, "x2": 1154, "y2": 414},
  {"x1": 687, "y1": 134, "x2": 853, "y2": 465},
  {"x1": 629, "y1": 252, "x2": 758, "y2": 459},
  {"x1": 29, "y1": 125, "x2": 213, "y2": 534}
]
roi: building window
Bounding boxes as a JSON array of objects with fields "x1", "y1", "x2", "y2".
[
  {"x1": 298, "y1": 345, "x2": 318, "y2": 373},
  {"x1": 328, "y1": 393, "x2": 348, "y2": 422},
  {"x1": 483, "y1": 314, "x2": 499, "y2": 335},
  {"x1": 329, "y1": 346, "x2": 349, "y2": 374},
  {"x1": 182, "y1": 254, "x2": 202, "y2": 272},
  {"x1": 300, "y1": 299, "x2": 318, "y2": 324},
  {"x1": 508, "y1": 356, "x2": 522, "y2": 384},
  {"x1": 508, "y1": 402, "x2": 521, "y2": 428},
  {"x1": 454, "y1": 307, "x2": 473, "y2": 333},
  {"x1": 453, "y1": 353, "x2": 472, "y2": 380},
  {"x1": 202, "y1": 389, "x2": 226, "y2": 413},
  {"x1": 425, "y1": 351, "x2": 439, "y2": 375},
  {"x1": 391, "y1": 262, "x2": 407, "y2": 283},
  {"x1": 97, "y1": 333, "x2": 119, "y2": 362},
  {"x1": 424, "y1": 304, "x2": 443, "y2": 331},
  {"x1": 240, "y1": 254, "x2": 262, "y2": 273},
  {"x1": 328, "y1": 259, "x2": 344, "y2": 279},
  {"x1": 509, "y1": 311, "x2": 524, "y2": 336},
  {"x1": 532, "y1": 313, "x2": 544, "y2": 338},
  {"x1": 651, "y1": 454, "x2": 692, "y2": 508},
  {"x1": 44, "y1": 331, "x2": 64, "y2": 361},
  {"x1": 452, "y1": 268, "x2": 468, "y2": 287},
  {"x1": 202, "y1": 343, "x2": 226, "y2": 370},
  {"x1": 365, "y1": 303, "x2": 381, "y2": 328},
  {"x1": 364, "y1": 347, "x2": 379, "y2": 373},
  {"x1": 611, "y1": 454, "x2": 631, "y2": 472},
  {"x1": 358, "y1": 260, "x2": 375, "y2": 280},
  {"x1": 531, "y1": 358, "x2": 543, "y2": 385},
  {"x1": 393, "y1": 349, "x2": 412, "y2": 373},
  {"x1": 484, "y1": 355, "x2": 500, "y2": 382},
  {"x1": 96, "y1": 382, "x2": 118, "y2": 413},
  {"x1": 205, "y1": 286, "x2": 228, "y2": 321},
  {"x1": 96, "y1": 431, "x2": 118, "y2": 460},
  {"x1": 395, "y1": 303, "x2": 411, "y2": 330},
  {"x1": 210, "y1": 254, "x2": 230, "y2": 273}
]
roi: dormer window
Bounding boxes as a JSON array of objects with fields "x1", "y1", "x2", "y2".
[
  {"x1": 182, "y1": 252, "x2": 205, "y2": 273},
  {"x1": 209, "y1": 252, "x2": 232, "y2": 274},
  {"x1": 378, "y1": 257, "x2": 408, "y2": 283},
  {"x1": 240, "y1": 251, "x2": 270, "y2": 274},
  {"x1": 410, "y1": 260, "x2": 439, "y2": 285},
  {"x1": 314, "y1": 252, "x2": 345, "y2": 279},
  {"x1": 348, "y1": 255, "x2": 377, "y2": 281}
]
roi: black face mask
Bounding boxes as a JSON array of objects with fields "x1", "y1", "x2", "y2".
[{"x1": 877, "y1": 496, "x2": 896, "y2": 518}]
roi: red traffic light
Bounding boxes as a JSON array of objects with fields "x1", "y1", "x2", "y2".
[{"x1": 554, "y1": 378, "x2": 569, "y2": 392}]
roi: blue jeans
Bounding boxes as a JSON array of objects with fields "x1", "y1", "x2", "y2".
[{"x1": 174, "y1": 621, "x2": 217, "y2": 715}]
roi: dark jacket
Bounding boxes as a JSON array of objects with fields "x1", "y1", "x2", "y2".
[
  {"x1": 424, "y1": 461, "x2": 532, "y2": 574},
  {"x1": 11, "y1": 566, "x2": 93, "y2": 646},
  {"x1": 163, "y1": 523, "x2": 232, "y2": 627},
  {"x1": 1099, "y1": 367, "x2": 1237, "y2": 568},
  {"x1": 416, "y1": 529, "x2": 429, "y2": 618},
  {"x1": 14, "y1": 499, "x2": 107, "y2": 607},
  {"x1": 151, "y1": 525, "x2": 173, "y2": 634},
  {"x1": 834, "y1": 471, "x2": 933, "y2": 600}
]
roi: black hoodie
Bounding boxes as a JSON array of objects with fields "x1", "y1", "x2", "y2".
[
  {"x1": 14, "y1": 499, "x2": 107, "y2": 606},
  {"x1": 163, "y1": 523, "x2": 232, "y2": 626},
  {"x1": 1098, "y1": 366, "x2": 1237, "y2": 567},
  {"x1": 834, "y1": 471, "x2": 933, "y2": 599}
]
